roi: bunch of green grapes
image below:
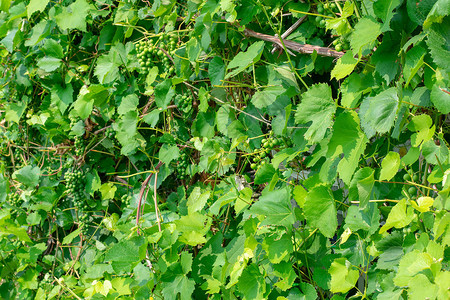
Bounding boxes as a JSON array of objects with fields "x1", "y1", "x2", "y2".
[
  {"x1": 65, "y1": 169, "x2": 85, "y2": 208},
  {"x1": 176, "y1": 151, "x2": 189, "y2": 180},
  {"x1": 332, "y1": 37, "x2": 350, "y2": 51},
  {"x1": 74, "y1": 136, "x2": 85, "y2": 156},
  {"x1": 7, "y1": 192, "x2": 22, "y2": 206},
  {"x1": 250, "y1": 133, "x2": 286, "y2": 170},
  {"x1": 175, "y1": 94, "x2": 193, "y2": 113},
  {"x1": 136, "y1": 34, "x2": 177, "y2": 76}
]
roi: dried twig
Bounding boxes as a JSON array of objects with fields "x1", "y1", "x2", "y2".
[
  {"x1": 271, "y1": 16, "x2": 307, "y2": 54},
  {"x1": 243, "y1": 28, "x2": 345, "y2": 58}
]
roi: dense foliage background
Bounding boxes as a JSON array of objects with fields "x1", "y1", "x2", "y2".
[{"x1": 0, "y1": 0, "x2": 449, "y2": 299}]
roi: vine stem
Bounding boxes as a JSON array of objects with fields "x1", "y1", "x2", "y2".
[
  {"x1": 271, "y1": 15, "x2": 307, "y2": 54},
  {"x1": 136, "y1": 161, "x2": 164, "y2": 234}
]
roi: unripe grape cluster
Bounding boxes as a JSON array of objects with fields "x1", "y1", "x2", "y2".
[
  {"x1": 136, "y1": 34, "x2": 178, "y2": 76},
  {"x1": 74, "y1": 136, "x2": 85, "y2": 156},
  {"x1": 8, "y1": 193, "x2": 21, "y2": 206},
  {"x1": 315, "y1": 3, "x2": 350, "y2": 51},
  {"x1": 175, "y1": 94, "x2": 193, "y2": 113},
  {"x1": 250, "y1": 132, "x2": 289, "y2": 171},
  {"x1": 65, "y1": 169, "x2": 85, "y2": 207},
  {"x1": 176, "y1": 151, "x2": 189, "y2": 180}
]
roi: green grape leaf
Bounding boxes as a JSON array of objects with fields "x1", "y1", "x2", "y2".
[
  {"x1": 403, "y1": 46, "x2": 426, "y2": 87},
  {"x1": 407, "y1": 114, "x2": 435, "y2": 147},
  {"x1": 327, "y1": 111, "x2": 368, "y2": 184},
  {"x1": 304, "y1": 185, "x2": 337, "y2": 238},
  {"x1": 12, "y1": 165, "x2": 41, "y2": 188},
  {"x1": 37, "y1": 56, "x2": 61, "y2": 72},
  {"x1": 251, "y1": 85, "x2": 286, "y2": 109},
  {"x1": 426, "y1": 17, "x2": 450, "y2": 73},
  {"x1": 350, "y1": 17, "x2": 382, "y2": 55},
  {"x1": 262, "y1": 233, "x2": 293, "y2": 264},
  {"x1": 393, "y1": 250, "x2": 433, "y2": 286},
  {"x1": 51, "y1": 83, "x2": 73, "y2": 114},
  {"x1": 344, "y1": 203, "x2": 380, "y2": 234},
  {"x1": 158, "y1": 144, "x2": 180, "y2": 165},
  {"x1": 27, "y1": 0, "x2": 49, "y2": 18},
  {"x1": 407, "y1": 0, "x2": 438, "y2": 25},
  {"x1": 237, "y1": 263, "x2": 266, "y2": 299},
  {"x1": 226, "y1": 41, "x2": 264, "y2": 78},
  {"x1": 423, "y1": 0, "x2": 450, "y2": 28},
  {"x1": 331, "y1": 50, "x2": 358, "y2": 80},
  {"x1": 155, "y1": 80, "x2": 175, "y2": 109},
  {"x1": 379, "y1": 199, "x2": 415, "y2": 234},
  {"x1": 187, "y1": 187, "x2": 210, "y2": 214},
  {"x1": 41, "y1": 38, "x2": 64, "y2": 59},
  {"x1": 295, "y1": 83, "x2": 336, "y2": 144},
  {"x1": 422, "y1": 139, "x2": 449, "y2": 165},
  {"x1": 359, "y1": 88, "x2": 399, "y2": 138},
  {"x1": 54, "y1": 0, "x2": 90, "y2": 32},
  {"x1": 209, "y1": 56, "x2": 225, "y2": 86},
  {"x1": 329, "y1": 258, "x2": 359, "y2": 293},
  {"x1": 349, "y1": 167, "x2": 374, "y2": 208},
  {"x1": 117, "y1": 94, "x2": 139, "y2": 115},
  {"x1": 250, "y1": 188, "x2": 295, "y2": 227},
  {"x1": 94, "y1": 52, "x2": 120, "y2": 85},
  {"x1": 174, "y1": 212, "x2": 211, "y2": 246},
  {"x1": 380, "y1": 151, "x2": 400, "y2": 181},
  {"x1": 374, "y1": 0, "x2": 402, "y2": 31},
  {"x1": 254, "y1": 163, "x2": 276, "y2": 184},
  {"x1": 430, "y1": 83, "x2": 450, "y2": 114}
]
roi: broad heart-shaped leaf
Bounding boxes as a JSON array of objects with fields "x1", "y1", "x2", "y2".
[
  {"x1": 373, "y1": 0, "x2": 402, "y2": 32},
  {"x1": 408, "y1": 274, "x2": 438, "y2": 300},
  {"x1": 431, "y1": 83, "x2": 450, "y2": 114},
  {"x1": 262, "y1": 233, "x2": 293, "y2": 264},
  {"x1": 94, "y1": 52, "x2": 120, "y2": 84},
  {"x1": 27, "y1": 0, "x2": 49, "y2": 18},
  {"x1": 331, "y1": 50, "x2": 358, "y2": 80},
  {"x1": 295, "y1": 83, "x2": 336, "y2": 144},
  {"x1": 105, "y1": 237, "x2": 147, "y2": 273},
  {"x1": 12, "y1": 165, "x2": 40, "y2": 187},
  {"x1": 350, "y1": 17, "x2": 382, "y2": 55},
  {"x1": 379, "y1": 199, "x2": 415, "y2": 234},
  {"x1": 379, "y1": 151, "x2": 400, "y2": 181},
  {"x1": 329, "y1": 258, "x2": 359, "y2": 293},
  {"x1": 344, "y1": 203, "x2": 380, "y2": 235},
  {"x1": 174, "y1": 212, "x2": 211, "y2": 246},
  {"x1": 407, "y1": 114, "x2": 435, "y2": 147},
  {"x1": 327, "y1": 111, "x2": 368, "y2": 184},
  {"x1": 54, "y1": 0, "x2": 90, "y2": 32},
  {"x1": 250, "y1": 187, "x2": 295, "y2": 227},
  {"x1": 161, "y1": 275, "x2": 195, "y2": 300},
  {"x1": 186, "y1": 187, "x2": 210, "y2": 214},
  {"x1": 251, "y1": 85, "x2": 286, "y2": 109},
  {"x1": 349, "y1": 167, "x2": 374, "y2": 208},
  {"x1": 254, "y1": 163, "x2": 276, "y2": 184},
  {"x1": 393, "y1": 250, "x2": 433, "y2": 287},
  {"x1": 74, "y1": 85, "x2": 109, "y2": 119},
  {"x1": 359, "y1": 88, "x2": 399, "y2": 138},
  {"x1": 208, "y1": 56, "x2": 225, "y2": 86},
  {"x1": 0, "y1": 174, "x2": 9, "y2": 202},
  {"x1": 403, "y1": 45, "x2": 426, "y2": 87},
  {"x1": 304, "y1": 185, "x2": 337, "y2": 238},
  {"x1": 158, "y1": 144, "x2": 180, "y2": 165},
  {"x1": 37, "y1": 56, "x2": 61, "y2": 72},
  {"x1": 225, "y1": 41, "x2": 264, "y2": 78},
  {"x1": 117, "y1": 94, "x2": 139, "y2": 115},
  {"x1": 51, "y1": 84, "x2": 73, "y2": 114},
  {"x1": 155, "y1": 79, "x2": 175, "y2": 109},
  {"x1": 422, "y1": 139, "x2": 449, "y2": 165},
  {"x1": 371, "y1": 34, "x2": 401, "y2": 85},
  {"x1": 426, "y1": 17, "x2": 450, "y2": 73},
  {"x1": 237, "y1": 263, "x2": 266, "y2": 299}
]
